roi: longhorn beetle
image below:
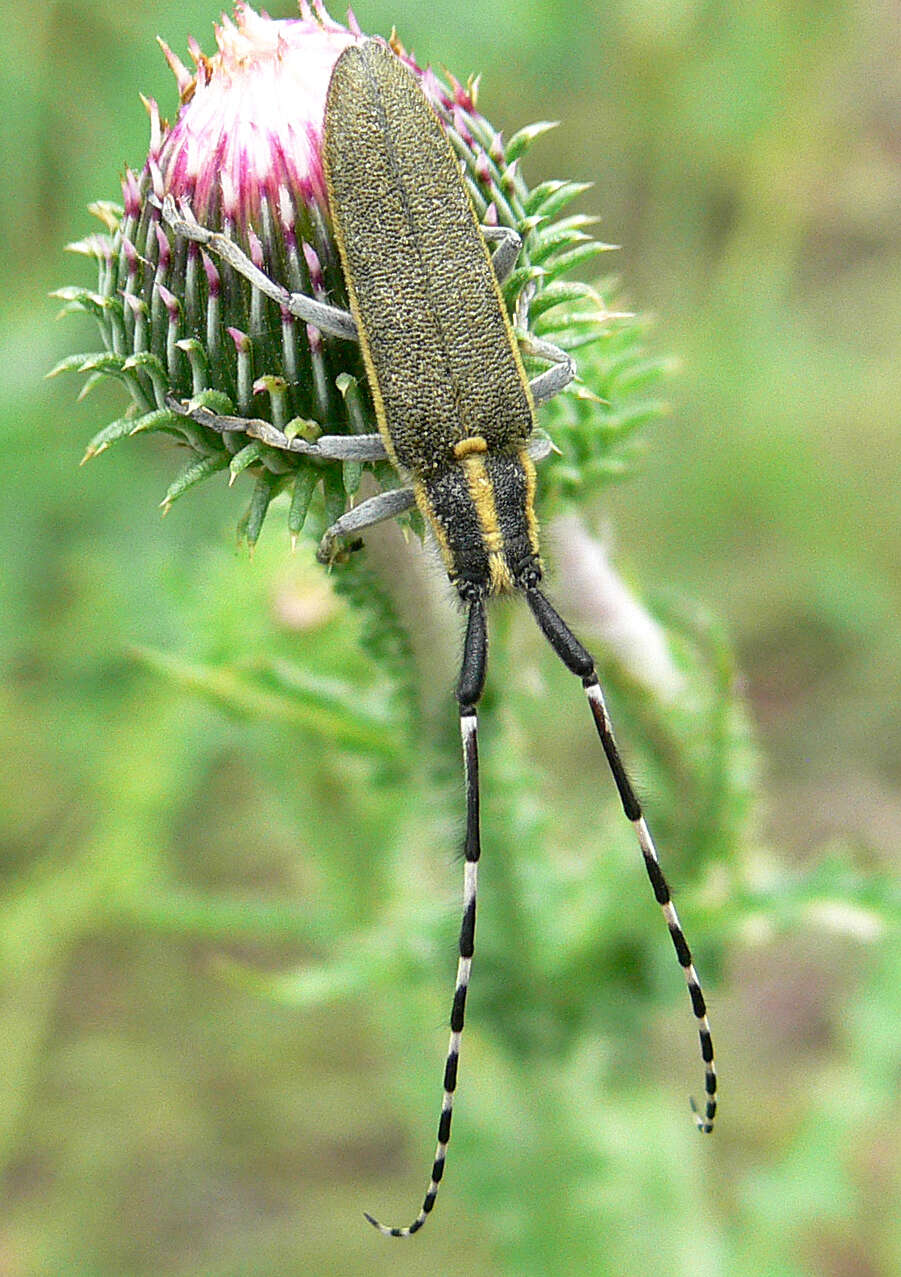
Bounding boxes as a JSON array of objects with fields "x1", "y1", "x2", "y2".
[{"x1": 162, "y1": 37, "x2": 717, "y2": 1237}]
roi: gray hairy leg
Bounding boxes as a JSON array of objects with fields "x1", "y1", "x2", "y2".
[
  {"x1": 481, "y1": 224, "x2": 522, "y2": 285},
  {"x1": 317, "y1": 487, "x2": 417, "y2": 563},
  {"x1": 160, "y1": 196, "x2": 358, "y2": 341},
  {"x1": 165, "y1": 396, "x2": 388, "y2": 462},
  {"x1": 522, "y1": 333, "x2": 577, "y2": 404}
]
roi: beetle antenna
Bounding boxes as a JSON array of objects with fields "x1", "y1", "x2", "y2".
[
  {"x1": 524, "y1": 586, "x2": 717, "y2": 1132},
  {"x1": 365, "y1": 594, "x2": 488, "y2": 1237}
]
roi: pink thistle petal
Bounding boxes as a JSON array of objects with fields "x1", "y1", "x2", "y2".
[
  {"x1": 155, "y1": 5, "x2": 360, "y2": 229},
  {"x1": 420, "y1": 67, "x2": 449, "y2": 113},
  {"x1": 453, "y1": 106, "x2": 474, "y2": 148},
  {"x1": 140, "y1": 95, "x2": 164, "y2": 158},
  {"x1": 157, "y1": 283, "x2": 180, "y2": 319},
  {"x1": 155, "y1": 224, "x2": 171, "y2": 272},
  {"x1": 201, "y1": 250, "x2": 221, "y2": 295},
  {"x1": 122, "y1": 169, "x2": 142, "y2": 220},
  {"x1": 123, "y1": 293, "x2": 145, "y2": 317},
  {"x1": 121, "y1": 236, "x2": 140, "y2": 279},
  {"x1": 227, "y1": 326, "x2": 251, "y2": 353},
  {"x1": 157, "y1": 36, "x2": 194, "y2": 100},
  {"x1": 148, "y1": 159, "x2": 165, "y2": 202},
  {"x1": 302, "y1": 241, "x2": 323, "y2": 290},
  {"x1": 247, "y1": 226, "x2": 265, "y2": 270},
  {"x1": 186, "y1": 35, "x2": 213, "y2": 82}
]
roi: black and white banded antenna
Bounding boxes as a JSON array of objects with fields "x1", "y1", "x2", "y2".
[{"x1": 363, "y1": 586, "x2": 716, "y2": 1237}]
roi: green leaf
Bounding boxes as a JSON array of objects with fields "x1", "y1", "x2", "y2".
[
  {"x1": 64, "y1": 233, "x2": 116, "y2": 261},
  {"x1": 342, "y1": 459, "x2": 363, "y2": 496},
  {"x1": 228, "y1": 440, "x2": 266, "y2": 483},
  {"x1": 288, "y1": 467, "x2": 319, "y2": 539},
  {"x1": 542, "y1": 240, "x2": 613, "y2": 280},
  {"x1": 80, "y1": 416, "x2": 138, "y2": 462},
  {"x1": 505, "y1": 120, "x2": 560, "y2": 163},
  {"x1": 606, "y1": 357, "x2": 675, "y2": 395},
  {"x1": 322, "y1": 467, "x2": 347, "y2": 528},
  {"x1": 529, "y1": 280, "x2": 601, "y2": 320},
  {"x1": 50, "y1": 285, "x2": 109, "y2": 323},
  {"x1": 131, "y1": 646, "x2": 400, "y2": 757},
  {"x1": 160, "y1": 452, "x2": 230, "y2": 513},
  {"x1": 46, "y1": 352, "x2": 108, "y2": 379},
  {"x1": 524, "y1": 180, "x2": 593, "y2": 219},
  {"x1": 128, "y1": 407, "x2": 181, "y2": 436},
  {"x1": 187, "y1": 388, "x2": 235, "y2": 415},
  {"x1": 243, "y1": 472, "x2": 280, "y2": 549},
  {"x1": 87, "y1": 199, "x2": 123, "y2": 231},
  {"x1": 602, "y1": 402, "x2": 668, "y2": 440}
]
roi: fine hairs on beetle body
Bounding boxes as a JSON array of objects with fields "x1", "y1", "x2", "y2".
[{"x1": 162, "y1": 38, "x2": 717, "y2": 1236}]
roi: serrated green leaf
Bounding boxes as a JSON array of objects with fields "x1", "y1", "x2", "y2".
[
  {"x1": 187, "y1": 389, "x2": 235, "y2": 416},
  {"x1": 87, "y1": 199, "x2": 123, "y2": 231},
  {"x1": 228, "y1": 440, "x2": 265, "y2": 483},
  {"x1": 289, "y1": 467, "x2": 319, "y2": 539},
  {"x1": 322, "y1": 467, "x2": 347, "y2": 529},
  {"x1": 607, "y1": 358, "x2": 674, "y2": 395},
  {"x1": 529, "y1": 227, "x2": 592, "y2": 266},
  {"x1": 343, "y1": 459, "x2": 363, "y2": 496},
  {"x1": 123, "y1": 351, "x2": 167, "y2": 377},
  {"x1": 567, "y1": 381, "x2": 605, "y2": 403},
  {"x1": 123, "y1": 351, "x2": 169, "y2": 400},
  {"x1": 502, "y1": 268, "x2": 544, "y2": 315},
  {"x1": 524, "y1": 180, "x2": 564, "y2": 216},
  {"x1": 129, "y1": 407, "x2": 181, "y2": 436},
  {"x1": 529, "y1": 280, "x2": 601, "y2": 319},
  {"x1": 505, "y1": 120, "x2": 560, "y2": 163},
  {"x1": 51, "y1": 286, "x2": 115, "y2": 326},
  {"x1": 524, "y1": 180, "x2": 593, "y2": 219},
  {"x1": 542, "y1": 240, "x2": 612, "y2": 280},
  {"x1": 77, "y1": 352, "x2": 126, "y2": 376},
  {"x1": 131, "y1": 646, "x2": 399, "y2": 756},
  {"x1": 47, "y1": 353, "x2": 107, "y2": 379},
  {"x1": 81, "y1": 416, "x2": 138, "y2": 462},
  {"x1": 160, "y1": 452, "x2": 230, "y2": 512},
  {"x1": 76, "y1": 371, "x2": 108, "y2": 402},
  {"x1": 243, "y1": 472, "x2": 280, "y2": 548},
  {"x1": 541, "y1": 325, "x2": 610, "y2": 354},
  {"x1": 65, "y1": 234, "x2": 116, "y2": 261},
  {"x1": 175, "y1": 338, "x2": 210, "y2": 397},
  {"x1": 602, "y1": 403, "x2": 667, "y2": 439}
]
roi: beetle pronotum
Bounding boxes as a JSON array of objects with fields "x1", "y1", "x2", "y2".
[{"x1": 162, "y1": 37, "x2": 717, "y2": 1237}]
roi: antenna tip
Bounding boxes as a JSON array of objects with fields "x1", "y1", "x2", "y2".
[{"x1": 690, "y1": 1095, "x2": 715, "y2": 1133}]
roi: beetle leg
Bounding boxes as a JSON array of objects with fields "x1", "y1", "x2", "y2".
[
  {"x1": 160, "y1": 196, "x2": 358, "y2": 342},
  {"x1": 480, "y1": 224, "x2": 521, "y2": 285},
  {"x1": 316, "y1": 486, "x2": 416, "y2": 564},
  {"x1": 521, "y1": 333, "x2": 577, "y2": 404},
  {"x1": 165, "y1": 395, "x2": 388, "y2": 461},
  {"x1": 298, "y1": 433, "x2": 387, "y2": 461},
  {"x1": 526, "y1": 432, "x2": 554, "y2": 463}
]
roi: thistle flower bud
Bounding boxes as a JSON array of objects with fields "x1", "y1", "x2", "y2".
[{"x1": 56, "y1": 2, "x2": 654, "y2": 549}]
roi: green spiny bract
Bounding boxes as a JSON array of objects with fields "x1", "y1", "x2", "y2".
[{"x1": 54, "y1": 2, "x2": 664, "y2": 551}]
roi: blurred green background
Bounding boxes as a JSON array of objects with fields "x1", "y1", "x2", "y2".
[{"x1": 2, "y1": 0, "x2": 899, "y2": 1273}]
